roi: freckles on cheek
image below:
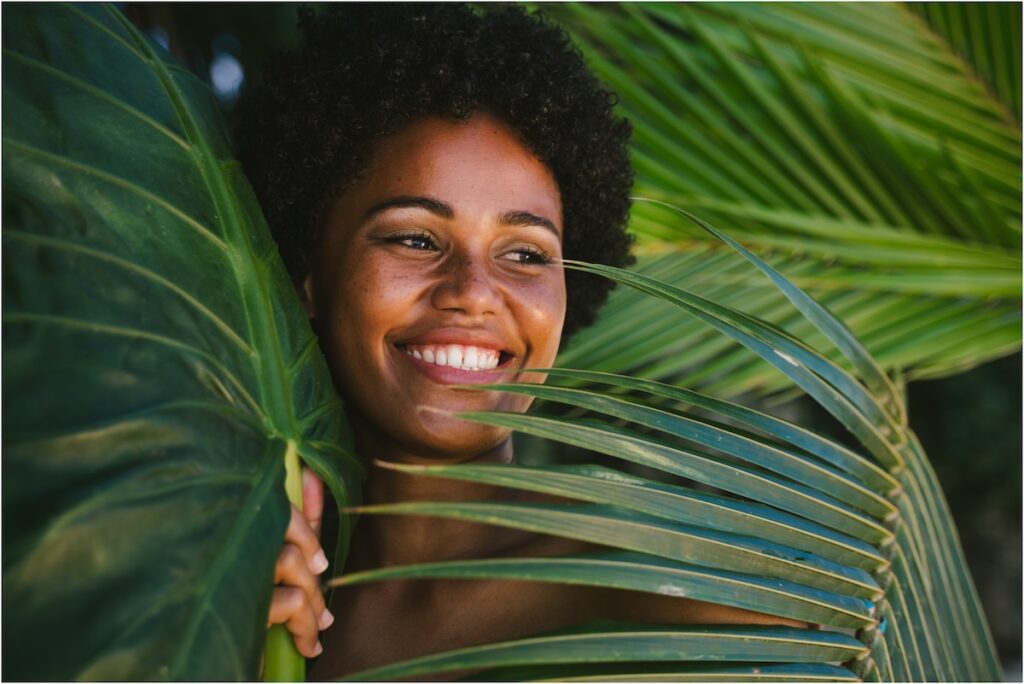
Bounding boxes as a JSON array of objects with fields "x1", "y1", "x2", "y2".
[
  {"x1": 530, "y1": 278, "x2": 566, "y2": 318},
  {"x1": 347, "y1": 261, "x2": 386, "y2": 309}
]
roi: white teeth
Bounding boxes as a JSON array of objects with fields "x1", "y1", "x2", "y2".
[{"x1": 402, "y1": 344, "x2": 503, "y2": 371}]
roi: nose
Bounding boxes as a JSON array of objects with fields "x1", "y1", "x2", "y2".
[{"x1": 430, "y1": 251, "x2": 502, "y2": 316}]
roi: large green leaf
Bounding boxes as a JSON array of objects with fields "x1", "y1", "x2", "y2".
[
  {"x1": 339, "y1": 219, "x2": 1000, "y2": 680},
  {"x1": 552, "y1": 3, "x2": 1021, "y2": 397},
  {"x1": 2, "y1": 4, "x2": 361, "y2": 679}
]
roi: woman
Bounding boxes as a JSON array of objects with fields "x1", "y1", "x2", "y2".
[{"x1": 235, "y1": 5, "x2": 799, "y2": 677}]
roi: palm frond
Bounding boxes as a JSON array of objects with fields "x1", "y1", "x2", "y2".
[
  {"x1": 908, "y1": 2, "x2": 1022, "y2": 122},
  {"x1": 550, "y1": 3, "x2": 1020, "y2": 395},
  {"x1": 335, "y1": 212, "x2": 1000, "y2": 681},
  {"x1": 341, "y1": 625, "x2": 866, "y2": 682}
]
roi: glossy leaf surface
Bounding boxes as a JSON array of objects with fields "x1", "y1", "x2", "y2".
[{"x1": 2, "y1": 4, "x2": 361, "y2": 679}]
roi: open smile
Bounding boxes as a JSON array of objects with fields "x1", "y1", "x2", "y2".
[
  {"x1": 399, "y1": 343, "x2": 512, "y2": 371},
  {"x1": 394, "y1": 341, "x2": 516, "y2": 384}
]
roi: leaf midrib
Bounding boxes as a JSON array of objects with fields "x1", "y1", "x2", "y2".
[
  {"x1": 83, "y1": 8, "x2": 300, "y2": 674},
  {"x1": 167, "y1": 440, "x2": 282, "y2": 678},
  {"x1": 107, "y1": 7, "x2": 295, "y2": 435}
]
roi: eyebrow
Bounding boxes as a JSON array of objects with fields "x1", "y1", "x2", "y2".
[
  {"x1": 363, "y1": 195, "x2": 559, "y2": 236},
  {"x1": 499, "y1": 210, "x2": 560, "y2": 237},
  {"x1": 363, "y1": 195, "x2": 454, "y2": 221}
]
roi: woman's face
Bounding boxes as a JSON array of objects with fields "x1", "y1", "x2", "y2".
[{"x1": 305, "y1": 113, "x2": 566, "y2": 462}]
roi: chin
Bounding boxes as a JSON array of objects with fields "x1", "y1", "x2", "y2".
[
  {"x1": 411, "y1": 413, "x2": 512, "y2": 462},
  {"x1": 374, "y1": 411, "x2": 512, "y2": 464},
  {"x1": 345, "y1": 392, "x2": 526, "y2": 463}
]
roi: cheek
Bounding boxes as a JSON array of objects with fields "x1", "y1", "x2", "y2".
[
  {"x1": 517, "y1": 273, "x2": 567, "y2": 359},
  {"x1": 316, "y1": 260, "x2": 395, "y2": 384},
  {"x1": 325, "y1": 259, "x2": 415, "y2": 332}
]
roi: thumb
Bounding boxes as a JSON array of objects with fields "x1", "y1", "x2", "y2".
[{"x1": 301, "y1": 466, "x2": 324, "y2": 537}]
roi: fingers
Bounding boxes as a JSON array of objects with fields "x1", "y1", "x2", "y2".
[
  {"x1": 268, "y1": 587, "x2": 328, "y2": 658},
  {"x1": 275, "y1": 544, "x2": 327, "y2": 617},
  {"x1": 268, "y1": 540, "x2": 334, "y2": 658},
  {"x1": 302, "y1": 467, "x2": 324, "y2": 537},
  {"x1": 285, "y1": 504, "x2": 328, "y2": 575},
  {"x1": 270, "y1": 472, "x2": 333, "y2": 658}
]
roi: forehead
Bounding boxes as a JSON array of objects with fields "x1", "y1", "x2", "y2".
[{"x1": 343, "y1": 113, "x2": 563, "y2": 226}]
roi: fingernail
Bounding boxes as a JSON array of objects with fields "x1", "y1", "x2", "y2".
[
  {"x1": 311, "y1": 549, "x2": 329, "y2": 574},
  {"x1": 319, "y1": 608, "x2": 335, "y2": 630},
  {"x1": 313, "y1": 641, "x2": 323, "y2": 657}
]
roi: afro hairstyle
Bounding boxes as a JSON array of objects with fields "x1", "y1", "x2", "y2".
[{"x1": 234, "y1": 3, "x2": 634, "y2": 342}]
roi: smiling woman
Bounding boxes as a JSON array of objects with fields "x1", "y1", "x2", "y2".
[
  {"x1": 3, "y1": 1, "x2": 1009, "y2": 680},
  {"x1": 305, "y1": 114, "x2": 566, "y2": 463},
  {"x1": 233, "y1": 3, "x2": 801, "y2": 679}
]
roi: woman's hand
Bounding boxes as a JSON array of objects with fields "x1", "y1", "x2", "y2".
[{"x1": 267, "y1": 467, "x2": 334, "y2": 658}]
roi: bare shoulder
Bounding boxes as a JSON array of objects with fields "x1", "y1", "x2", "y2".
[
  {"x1": 311, "y1": 534, "x2": 602, "y2": 680},
  {"x1": 311, "y1": 497, "x2": 806, "y2": 681}
]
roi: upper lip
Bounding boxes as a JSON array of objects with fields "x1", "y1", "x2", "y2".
[{"x1": 394, "y1": 328, "x2": 518, "y2": 357}]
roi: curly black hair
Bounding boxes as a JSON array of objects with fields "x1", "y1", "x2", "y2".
[{"x1": 234, "y1": 3, "x2": 633, "y2": 341}]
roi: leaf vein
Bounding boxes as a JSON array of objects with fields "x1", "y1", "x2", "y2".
[
  {"x1": 2, "y1": 138, "x2": 229, "y2": 251},
  {"x1": 3, "y1": 312, "x2": 267, "y2": 424},
  {"x1": 6, "y1": 230, "x2": 253, "y2": 356},
  {"x1": 1, "y1": 49, "x2": 190, "y2": 151}
]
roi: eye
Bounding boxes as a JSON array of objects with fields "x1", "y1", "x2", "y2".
[
  {"x1": 385, "y1": 231, "x2": 438, "y2": 251},
  {"x1": 503, "y1": 246, "x2": 551, "y2": 265}
]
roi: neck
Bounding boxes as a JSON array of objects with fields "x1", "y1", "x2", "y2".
[{"x1": 346, "y1": 429, "x2": 528, "y2": 569}]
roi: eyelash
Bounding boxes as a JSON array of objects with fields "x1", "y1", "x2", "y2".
[
  {"x1": 386, "y1": 231, "x2": 438, "y2": 251},
  {"x1": 506, "y1": 246, "x2": 551, "y2": 265},
  {"x1": 383, "y1": 232, "x2": 551, "y2": 265}
]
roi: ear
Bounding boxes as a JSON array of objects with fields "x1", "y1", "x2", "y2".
[{"x1": 299, "y1": 272, "x2": 317, "y2": 320}]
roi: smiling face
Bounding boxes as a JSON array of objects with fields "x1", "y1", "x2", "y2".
[{"x1": 304, "y1": 114, "x2": 566, "y2": 463}]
